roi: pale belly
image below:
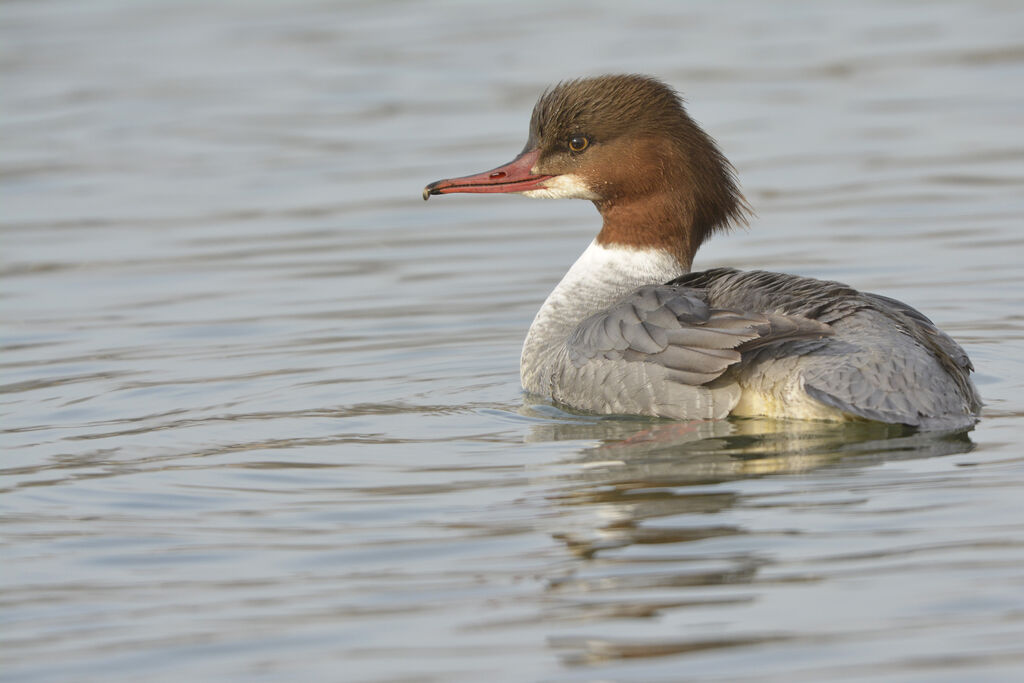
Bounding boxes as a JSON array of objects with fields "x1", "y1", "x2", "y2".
[{"x1": 729, "y1": 376, "x2": 857, "y2": 422}]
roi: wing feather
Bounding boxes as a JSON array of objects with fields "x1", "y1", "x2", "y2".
[{"x1": 567, "y1": 284, "x2": 832, "y2": 385}]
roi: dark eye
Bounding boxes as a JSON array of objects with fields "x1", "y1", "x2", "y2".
[{"x1": 568, "y1": 135, "x2": 589, "y2": 152}]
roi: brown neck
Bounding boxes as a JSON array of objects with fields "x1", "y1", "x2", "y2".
[
  {"x1": 588, "y1": 128, "x2": 748, "y2": 270},
  {"x1": 594, "y1": 191, "x2": 700, "y2": 270}
]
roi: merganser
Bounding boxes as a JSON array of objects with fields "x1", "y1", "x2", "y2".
[{"x1": 423, "y1": 74, "x2": 981, "y2": 430}]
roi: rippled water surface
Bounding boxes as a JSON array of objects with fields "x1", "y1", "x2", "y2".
[{"x1": 4, "y1": 1, "x2": 1024, "y2": 681}]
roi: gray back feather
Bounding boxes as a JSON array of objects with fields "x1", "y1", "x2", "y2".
[
  {"x1": 672, "y1": 268, "x2": 982, "y2": 428},
  {"x1": 558, "y1": 283, "x2": 832, "y2": 418}
]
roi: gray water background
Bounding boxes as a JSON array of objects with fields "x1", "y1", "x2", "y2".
[{"x1": 3, "y1": 1, "x2": 1024, "y2": 681}]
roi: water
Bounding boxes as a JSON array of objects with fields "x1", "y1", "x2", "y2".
[{"x1": 3, "y1": 1, "x2": 1024, "y2": 680}]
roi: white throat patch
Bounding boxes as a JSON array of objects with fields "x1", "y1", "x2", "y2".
[{"x1": 521, "y1": 174, "x2": 599, "y2": 200}]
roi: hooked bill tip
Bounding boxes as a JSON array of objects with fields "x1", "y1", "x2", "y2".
[{"x1": 422, "y1": 182, "x2": 445, "y2": 200}]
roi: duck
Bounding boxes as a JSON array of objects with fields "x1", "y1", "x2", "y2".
[{"x1": 423, "y1": 74, "x2": 981, "y2": 430}]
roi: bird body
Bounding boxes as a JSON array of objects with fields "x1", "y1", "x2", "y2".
[{"x1": 424, "y1": 75, "x2": 981, "y2": 429}]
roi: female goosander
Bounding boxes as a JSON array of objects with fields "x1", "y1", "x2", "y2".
[{"x1": 423, "y1": 75, "x2": 981, "y2": 430}]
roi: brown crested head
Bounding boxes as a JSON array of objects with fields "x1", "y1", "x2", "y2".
[
  {"x1": 528, "y1": 75, "x2": 750, "y2": 266},
  {"x1": 424, "y1": 74, "x2": 751, "y2": 268}
]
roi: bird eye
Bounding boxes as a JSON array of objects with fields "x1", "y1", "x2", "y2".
[{"x1": 568, "y1": 135, "x2": 589, "y2": 152}]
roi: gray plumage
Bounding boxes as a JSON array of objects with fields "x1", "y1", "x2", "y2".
[
  {"x1": 541, "y1": 268, "x2": 981, "y2": 429},
  {"x1": 676, "y1": 268, "x2": 981, "y2": 429}
]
